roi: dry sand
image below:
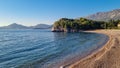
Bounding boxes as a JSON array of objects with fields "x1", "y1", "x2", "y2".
[{"x1": 64, "y1": 30, "x2": 120, "y2": 68}]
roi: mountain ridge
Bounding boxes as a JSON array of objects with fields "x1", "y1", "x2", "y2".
[{"x1": 85, "y1": 9, "x2": 120, "y2": 21}]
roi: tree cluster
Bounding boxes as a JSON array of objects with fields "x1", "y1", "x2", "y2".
[{"x1": 53, "y1": 18, "x2": 120, "y2": 31}]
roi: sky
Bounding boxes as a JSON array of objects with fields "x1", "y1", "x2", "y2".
[{"x1": 0, "y1": 0, "x2": 120, "y2": 26}]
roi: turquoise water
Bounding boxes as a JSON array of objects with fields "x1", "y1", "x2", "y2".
[{"x1": 0, "y1": 29, "x2": 108, "y2": 68}]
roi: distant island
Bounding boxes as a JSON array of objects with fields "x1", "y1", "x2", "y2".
[
  {"x1": 0, "y1": 23, "x2": 52, "y2": 29},
  {"x1": 52, "y1": 9, "x2": 120, "y2": 32},
  {"x1": 31, "y1": 24, "x2": 52, "y2": 29}
]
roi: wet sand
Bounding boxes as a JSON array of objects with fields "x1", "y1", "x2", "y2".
[{"x1": 64, "y1": 30, "x2": 120, "y2": 68}]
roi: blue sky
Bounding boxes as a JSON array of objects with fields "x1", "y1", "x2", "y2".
[{"x1": 0, "y1": 0, "x2": 120, "y2": 26}]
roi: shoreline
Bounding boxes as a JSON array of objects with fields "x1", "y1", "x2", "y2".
[
  {"x1": 48, "y1": 31, "x2": 109, "y2": 68},
  {"x1": 63, "y1": 30, "x2": 116, "y2": 68}
]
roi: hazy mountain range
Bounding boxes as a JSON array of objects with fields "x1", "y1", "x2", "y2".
[
  {"x1": 0, "y1": 23, "x2": 52, "y2": 29},
  {"x1": 86, "y1": 9, "x2": 120, "y2": 21},
  {"x1": 31, "y1": 24, "x2": 51, "y2": 29}
]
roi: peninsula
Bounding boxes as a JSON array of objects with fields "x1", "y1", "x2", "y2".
[{"x1": 52, "y1": 18, "x2": 120, "y2": 32}]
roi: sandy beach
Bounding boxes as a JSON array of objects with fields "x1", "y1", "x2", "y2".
[{"x1": 64, "y1": 30, "x2": 120, "y2": 68}]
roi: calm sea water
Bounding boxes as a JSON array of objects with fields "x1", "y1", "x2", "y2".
[{"x1": 0, "y1": 29, "x2": 108, "y2": 68}]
